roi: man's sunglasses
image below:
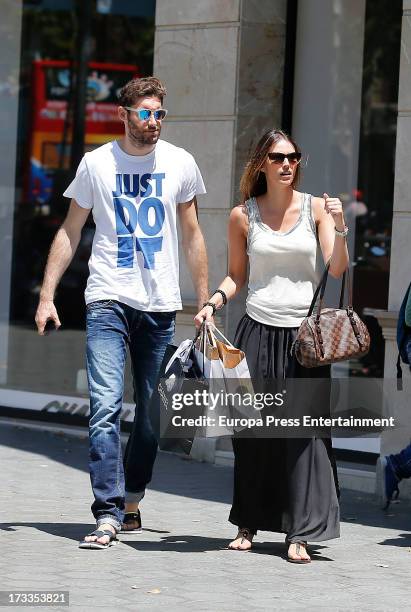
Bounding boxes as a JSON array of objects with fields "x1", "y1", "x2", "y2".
[
  {"x1": 267, "y1": 152, "x2": 302, "y2": 164},
  {"x1": 124, "y1": 107, "x2": 168, "y2": 121}
]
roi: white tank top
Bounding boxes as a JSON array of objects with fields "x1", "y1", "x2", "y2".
[{"x1": 245, "y1": 193, "x2": 319, "y2": 327}]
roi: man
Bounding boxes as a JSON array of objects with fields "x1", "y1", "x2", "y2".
[{"x1": 35, "y1": 77, "x2": 209, "y2": 548}]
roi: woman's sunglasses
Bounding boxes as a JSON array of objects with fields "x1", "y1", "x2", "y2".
[
  {"x1": 267, "y1": 152, "x2": 302, "y2": 164},
  {"x1": 124, "y1": 107, "x2": 168, "y2": 121}
]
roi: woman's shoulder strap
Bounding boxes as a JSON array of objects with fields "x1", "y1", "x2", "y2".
[
  {"x1": 243, "y1": 197, "x2": 258, "y2": 250},
  {"x1": 245, "y1": 196, "x2": 254, "y2": 214},
  {"x1": 302, "y1": 193, "x2": 318, "y2": 237},
  {"x1": 245, "y1": 196, "x2": 259, "y2": 222}
]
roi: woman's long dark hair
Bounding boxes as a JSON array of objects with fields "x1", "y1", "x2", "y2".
[{"x1": 239, "y1": 129, "x2": 301, "y2": 203}]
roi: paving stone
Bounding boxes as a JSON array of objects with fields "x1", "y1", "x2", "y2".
[{"x1": 0, "y1": 421, "x2": 410, "y2": 611}]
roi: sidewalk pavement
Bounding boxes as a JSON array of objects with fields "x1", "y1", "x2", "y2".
[{"x1": 0, "y1": 419, "x2": 410, "y2": 612}]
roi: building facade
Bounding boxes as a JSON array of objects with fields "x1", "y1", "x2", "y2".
[{"x1": 1, "y1": 1, "x2": 410, "y2": 486}]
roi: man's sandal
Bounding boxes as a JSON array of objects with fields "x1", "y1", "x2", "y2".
[
  {"x1": 121, "y1": 509, "x2": 142, "y2": 534},
  {"x1": 287, "y1": 541, "x2": 311, "y2": 564},
  {"x1": 78, "y1": 529, "x2": 118, "y2": 549},
  {"x1": 228, "y1": 527, "x2": 255, "y2": 551}
]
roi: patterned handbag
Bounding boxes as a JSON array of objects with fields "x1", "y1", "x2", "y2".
[{"x1": 293, "y1": 262, "x2": 370, "y2": 367}]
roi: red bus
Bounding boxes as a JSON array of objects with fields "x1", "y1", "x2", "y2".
[{"x1": 28, "y1": 59, "x2": 139, "y2": 204}]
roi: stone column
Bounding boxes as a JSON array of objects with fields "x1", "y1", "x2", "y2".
[
  {"x1": 390, "y1": 2, "x2": 411, "y2": 322},
  {"x1": 153, "y1": 0, "x2": 288, "y2": 459},
  {"x1": 375, "y1": 0, "x2": 411, "y2": 498},
  {"x1": 154, "y1": 0, "x2": 241, "y2": 350},
  {"x1": 154, "y1": 0, "x2": 288, "y2": 341},
  {"x1": 227, "y1": 0, "x2": 288, "y2": 339},
  {"x1": 0, "y1": 1, "x2": 23, "y2": 384}
]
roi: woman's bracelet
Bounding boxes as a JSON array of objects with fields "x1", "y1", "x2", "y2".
[
  {"x1": 202, "y1": 302, "x2": 217, "y2": 316},
  {"x1": 211, "y1": 288, "x2": 227, "y2": 307},
  {"x1": 334, "y1": 225, "x2": 349, "y2": 237}
]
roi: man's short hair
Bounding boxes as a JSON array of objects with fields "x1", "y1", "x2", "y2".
[{"x1": 118, "y1": 76, "x2": 167, "y2": 107}]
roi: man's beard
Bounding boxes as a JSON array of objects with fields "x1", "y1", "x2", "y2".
[{"x1": 127, "y1": 120, "x2": 160, "y2": 146}]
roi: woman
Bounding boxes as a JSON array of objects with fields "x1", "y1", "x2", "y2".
[{"x1": 195, "y1": 129, "x2": 348, "y2": 562}]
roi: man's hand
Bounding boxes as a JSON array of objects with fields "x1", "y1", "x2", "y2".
[{"x1": 35, "y1": 300, "x2": 61, "y2": 335}]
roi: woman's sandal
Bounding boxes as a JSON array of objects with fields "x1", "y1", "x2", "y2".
[
  {"x1": 78, "y1": 528, "x2": 118, "y2": 549},
  {"x1": 121, "y1": 510, "x2": 143, "y2": 534},
  {"x1": 287, "y1": 541, "x2": 311, "y2": 564},
  {"x1": 228, "y1": 527, "x2": 256, "y2": 551}
]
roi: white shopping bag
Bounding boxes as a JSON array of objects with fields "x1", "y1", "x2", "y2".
[
  {"x1": 211, "y1": 325, "x2": 253, "y2": 382},
  {"x1": 194, "y1": 323, "x2": 255, "y2": 435},
  {"x1": 212, "y1": 325, "x2": 256, "y2": 425},
  {"x1": 193, "y1": 323, "x2": 232, "y2": 436}
]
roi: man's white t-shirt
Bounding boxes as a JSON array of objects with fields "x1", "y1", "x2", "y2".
[{"x1": 63, "y1": 140, "x2": 206, "y2": 311}]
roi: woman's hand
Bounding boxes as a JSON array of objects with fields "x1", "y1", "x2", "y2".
[
  {"x1": 323, "y1": 193, "x2": 345, "y2": 231},
  {"x1": 194, "y1": 304, "x2": 214, "y2": 329}
]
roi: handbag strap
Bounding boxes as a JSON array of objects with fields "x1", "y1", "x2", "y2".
[
  {"x1": 193, "y1": 320, "x2": 205, "y2": 345},
  {"x1": 194, "y1": 321, "x2": 218, "y2": 372},
  {"x1": 208, "y1": 324, "x2": 235, "y2": 347},
  {"x1": 192, "y1": 321, "x2": 206, "y2": 373},
  {"x1": 307, "y1": 260, "x2": 352, "y2": 318}
]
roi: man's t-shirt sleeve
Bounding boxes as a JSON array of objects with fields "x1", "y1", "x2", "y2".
[
  {"x1": 179, "y1": 153, "x2": 206, "y2": 204},
  {"x1": 63, "y1": 155, "x2": 94, "y2": 209}
]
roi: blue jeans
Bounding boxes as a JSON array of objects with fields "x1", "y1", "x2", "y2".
[{"x1": 86, "y1": 300, "x2": 175, "y2": 531}]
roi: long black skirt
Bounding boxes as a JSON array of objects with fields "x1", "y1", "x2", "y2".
[{"x1": 229, "y1": 314, "x2": 340, "y2": 543}]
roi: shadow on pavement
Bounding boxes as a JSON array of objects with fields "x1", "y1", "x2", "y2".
[
  {"x1": 0, "y1": 421, "x2": 233, "y2": 505},
  {"x1": 0, "y1": 421, "x2": 88, "y2": 473},
  {"x1": 120, "y1": 534, "x2": 231, "y2": 553},
  {"x1": 0, "y1": 522, "x2": 172, "y2": 545},
  {"x1": 1, "y1": 421, "x2": 411, "y2": 534},
  {"x1": 0, "y1": 525, "x2": 333, "y2": 560},
  {"x1": 338, "y1": 492, "x2": 411, "y2": 534},
  {"x1": 118, "y1": 535, "x2": 330, "y2": 559},
  {"x1": 248, "y1": 542, "x2": 333, "y2": 561},
  {"x1": 120, "y1": 537, "x2": 333, "y2": 560},
  {"x1": 378, "y1": 532, "x2": 411, "y2": 548},
  {"x1": 0, "y1": 522, "x2": 95, "y2": 543}
]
